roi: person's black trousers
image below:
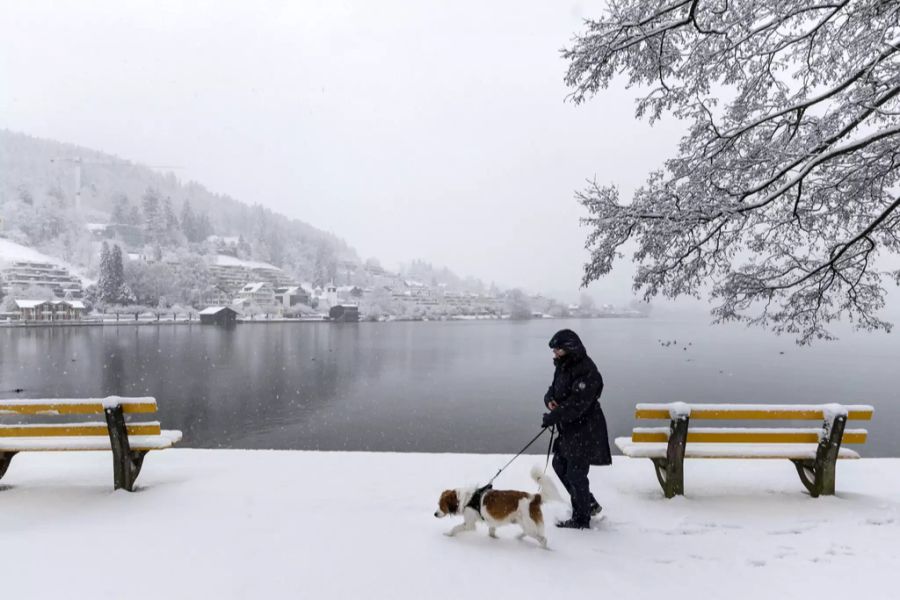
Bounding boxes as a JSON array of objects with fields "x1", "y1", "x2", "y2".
[{"x1": 552, "y1": 452, "x2": 597, "y2": 524}]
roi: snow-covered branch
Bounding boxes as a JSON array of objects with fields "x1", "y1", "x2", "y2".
[{"x1": 567, "y1": 0, "x2": 900, "y2": 342}]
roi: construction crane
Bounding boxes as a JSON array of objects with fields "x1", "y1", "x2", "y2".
[{"x1": 50, "y1": 156, "x2": 184, "y2": 210}]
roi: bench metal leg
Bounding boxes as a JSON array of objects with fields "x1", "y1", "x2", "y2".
[
  {"x1": 791, "y1": 414, "x2": 847, "y2": 497},
  {"x1": 651, "y1": 415, "x2": 689, "y2": 498},
  {"x1": 104, "y1": 406, "x2": 147, "y2": 491},
  {"x1": 0, "y1": 451, "x2": 17, "y2": 483}
]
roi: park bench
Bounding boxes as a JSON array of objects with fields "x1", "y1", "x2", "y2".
[
  {"x1": 0, "y1": 396, "x2": 182, "y2": 491},
  {"x1": 615, "y1": 402, "x2": 873, "y2": 498}
]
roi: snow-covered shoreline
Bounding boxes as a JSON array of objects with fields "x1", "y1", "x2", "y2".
[{"x1": 1, "y1": 449, "x2": 897, "y2": 599}]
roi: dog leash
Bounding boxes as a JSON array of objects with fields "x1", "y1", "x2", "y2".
[
  {"x1": 483, "y1": 426, "x2": 551, "y2": 488},
  {"x1": 543, "y1": 425, "x2": 556, "y2": 476}
]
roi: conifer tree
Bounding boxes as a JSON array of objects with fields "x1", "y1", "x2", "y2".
[
  {"x1": 181, "y1": 200, "x2": 198, "y2": 242},
  {"x1": 97, "y1": 242, "x2": 117, "y2": 303}
]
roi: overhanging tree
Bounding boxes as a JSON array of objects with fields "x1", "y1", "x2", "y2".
[{"x1": 565, "y1": 0, "x2": 900, "y2": 342}]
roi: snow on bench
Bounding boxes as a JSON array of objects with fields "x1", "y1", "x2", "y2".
[
  {"x1": 0, "y1": 433, "x2": 182, "y2": 452},
  {"x1": 628, "y1": 426, "x2": 869, "y2": 445},
  {"x1": 617, "y1": 402, "x2": 873, "y2": 498},
  {"x1": 0, "y1": 396, "x2": 158, "y2": 415},
  {"x1": 0, "y1": 396, "x2": 181, "y2": 491},
  {"x1": 634, "y1": 402, "x2": 874, "y2": 421},
  {"x1": 616, "y1": 442, "x2": 861, "y2": 460}
]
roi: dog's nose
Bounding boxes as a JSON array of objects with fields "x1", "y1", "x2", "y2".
[{"x1": 434, "y1": 511, "x2": 441, "y2": 518}]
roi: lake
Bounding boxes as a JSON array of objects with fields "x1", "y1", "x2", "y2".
[{"x1": 1, "y1": 317, "x2": 898, "y2": 456}]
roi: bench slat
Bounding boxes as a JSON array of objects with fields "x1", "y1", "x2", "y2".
[
  {"x1": 0, "y1": 431, "x2": 182, "y2": 452},
  {"x1": 615, "y1": 437, "x2": 861, "y2": 460},
  {"x1": 0, "y1": 422, "x2": 161, "y2": 437},
  {"x1": 631, "y1": 427, "x2": 868, "y2": 445},
  {"x1": 0, "y1": 397, "x2": 157, "y2": 415},
  {"x1": 635, "y1": 403, "x2": 873, "y2": 421}
]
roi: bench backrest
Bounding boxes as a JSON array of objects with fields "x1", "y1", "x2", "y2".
[
  {"x1": 0, "y1": 396, "x2": 157, "y2": 415},
  {"x1": 631, "y1": 402, "x2": 873, "y2": 445},
  {"x1": 635, "y1": 403, "x2": 873, "y2": 421},
  {"x1": 0, "y1": 396, "x2": 160, "y2": 437}
]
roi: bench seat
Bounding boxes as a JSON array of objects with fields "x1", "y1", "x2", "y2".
[
  {"x1": 0, "y1": 431, "x2": 182, "y2": 452},
  {"x1": 616, "y1": 438, "x2": 860, "y2": 460}
]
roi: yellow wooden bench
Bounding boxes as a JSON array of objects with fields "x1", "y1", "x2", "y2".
[
  {"x1": 615, "y1": 402, "x2": 874, "y2": 498},
  {"x1": 0, "y1": 396, "x2": 182, "y2": 491}
]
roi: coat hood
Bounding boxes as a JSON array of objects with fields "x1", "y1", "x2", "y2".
[{"x1": 548, "y1": 329, "x2": 586, "y2": 355}]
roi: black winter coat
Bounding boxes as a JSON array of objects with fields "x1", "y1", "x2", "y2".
[{"x1": 543, "y1": 338, "x2": 612, "y2": 466}]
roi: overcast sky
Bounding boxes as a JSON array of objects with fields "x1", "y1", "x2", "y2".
[{"x1": 0, "y1": 0, "x2": 687, "y2": 304}]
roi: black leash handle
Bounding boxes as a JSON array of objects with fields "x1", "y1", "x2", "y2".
[{"x1": 485, "y1": 426, "x2": 550, "y2": 487}]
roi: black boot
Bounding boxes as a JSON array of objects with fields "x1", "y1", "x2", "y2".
[
  {"x1": 590, "y1": 501, "x2": 602, "y2": 517},
  {"x1": 556, "y1": 518, "x2": 590, "y2": 530}
]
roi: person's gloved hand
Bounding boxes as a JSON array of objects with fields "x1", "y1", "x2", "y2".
[{"x1": 542, "y1": 412, "x2": 557, "y2": 428}]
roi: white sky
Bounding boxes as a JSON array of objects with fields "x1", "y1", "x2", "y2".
[{"x1": 0, "y1": 0, "x2": 687, "y2": 304}]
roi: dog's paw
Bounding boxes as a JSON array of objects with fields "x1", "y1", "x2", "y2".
[{"x1": 443, "y1": 531, "x2": 456, "y2": 537}]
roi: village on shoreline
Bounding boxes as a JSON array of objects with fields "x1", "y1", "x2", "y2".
[{"x1": 0, "y1": 237, "x2": 646, "y2": 325}]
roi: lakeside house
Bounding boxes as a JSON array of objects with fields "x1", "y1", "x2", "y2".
[
  {"x1": 10, "y1": 299, "x2": 86, "y2": 321},
  {"x1": 328, "y1": 304, "x2": 360, "y2": 322},
  {"x1": 233, "y1": 282, "x2": 277, "y2": 311},
  {"x1": 274, "y1": 285, "x2": 311, "y2": 310},
  {"x1": 205, "y1": 255, "x2": 299, "y2": 308},
  {"x1": 199, "y1": 305, "x2": 239, "y2": 326}
]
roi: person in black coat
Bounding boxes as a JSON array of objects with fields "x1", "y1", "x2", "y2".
[{"x1": 541, "y1": 329, "x2": 612, "y2": 529}]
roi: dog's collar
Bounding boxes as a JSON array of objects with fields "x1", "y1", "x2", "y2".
[{"x1": 466, "y1": 484, "x2": 492, "y2": 512}]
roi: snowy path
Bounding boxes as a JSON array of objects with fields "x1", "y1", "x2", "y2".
[{"x1": 1, "y1": 450, "x2": 898, "y2": 599}]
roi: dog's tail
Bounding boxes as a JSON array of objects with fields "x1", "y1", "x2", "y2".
[{"x1": 531, "y1": 465, "x2": 563, "y2": 504}]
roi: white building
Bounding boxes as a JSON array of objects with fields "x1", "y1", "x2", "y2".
[
  {"x1": 274, "y1": 285, "x2": 312, "y2": 309},
  {"x1": 1, "y1": 261, "x2": 84, "y2": 298},
  {"x1": 233, "y1": 282, "x2": 276, "y2": 310}
]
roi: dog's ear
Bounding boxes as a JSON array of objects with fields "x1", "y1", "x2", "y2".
[{"x1": 440, "y1": 490, "x2": 459, "y2": 515}]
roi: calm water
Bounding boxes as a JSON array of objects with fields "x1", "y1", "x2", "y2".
[{"x1": 1, "y1": 318, "x2": 898, "y2": 456}]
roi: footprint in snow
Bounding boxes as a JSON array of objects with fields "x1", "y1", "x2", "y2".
[{"x1": 747, "y1": 559, "x2": 766, "y2": 567}]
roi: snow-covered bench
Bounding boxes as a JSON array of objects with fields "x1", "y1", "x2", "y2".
[
  {"x1": 0, "y1": 396, "x2": 182, "y2": 491},
  {"x1": 615, "y1": 402, "x2": 873, "y2": 498}
]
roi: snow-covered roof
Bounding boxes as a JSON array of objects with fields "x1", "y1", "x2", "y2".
[
  {"x1": 207, "y1": 235, "x2": 241, "y2": 244},
  {"x1": 276, "y1": 286, "x2": 303, "y2": 295},
  {"x1": 239, "y1": 282, "x2": 269, "y2": 294},
  {"x1": 13, "y1": 299, "x2": 49, "y2": 309},
  {"x1": 212, "y1": 254, "x2": 280, "y2": 271},
  {"x1": 0, "y1": 238, "x2": 63, "y2": 266},
  {"x1": 14, "y1": 299, "x2": 86, "y2": 310},
  {"x1": 199, "y1": 306, "x2": 236, "y2": 315}
]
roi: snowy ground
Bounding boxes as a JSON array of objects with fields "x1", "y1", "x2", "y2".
[{"x1": 1, "y1": 450, "x2": 898, "y2": 599}]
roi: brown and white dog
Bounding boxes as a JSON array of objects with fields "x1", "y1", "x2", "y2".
[{"x1": 434, "y1": 465, "x2": 561, "y2": 548}]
